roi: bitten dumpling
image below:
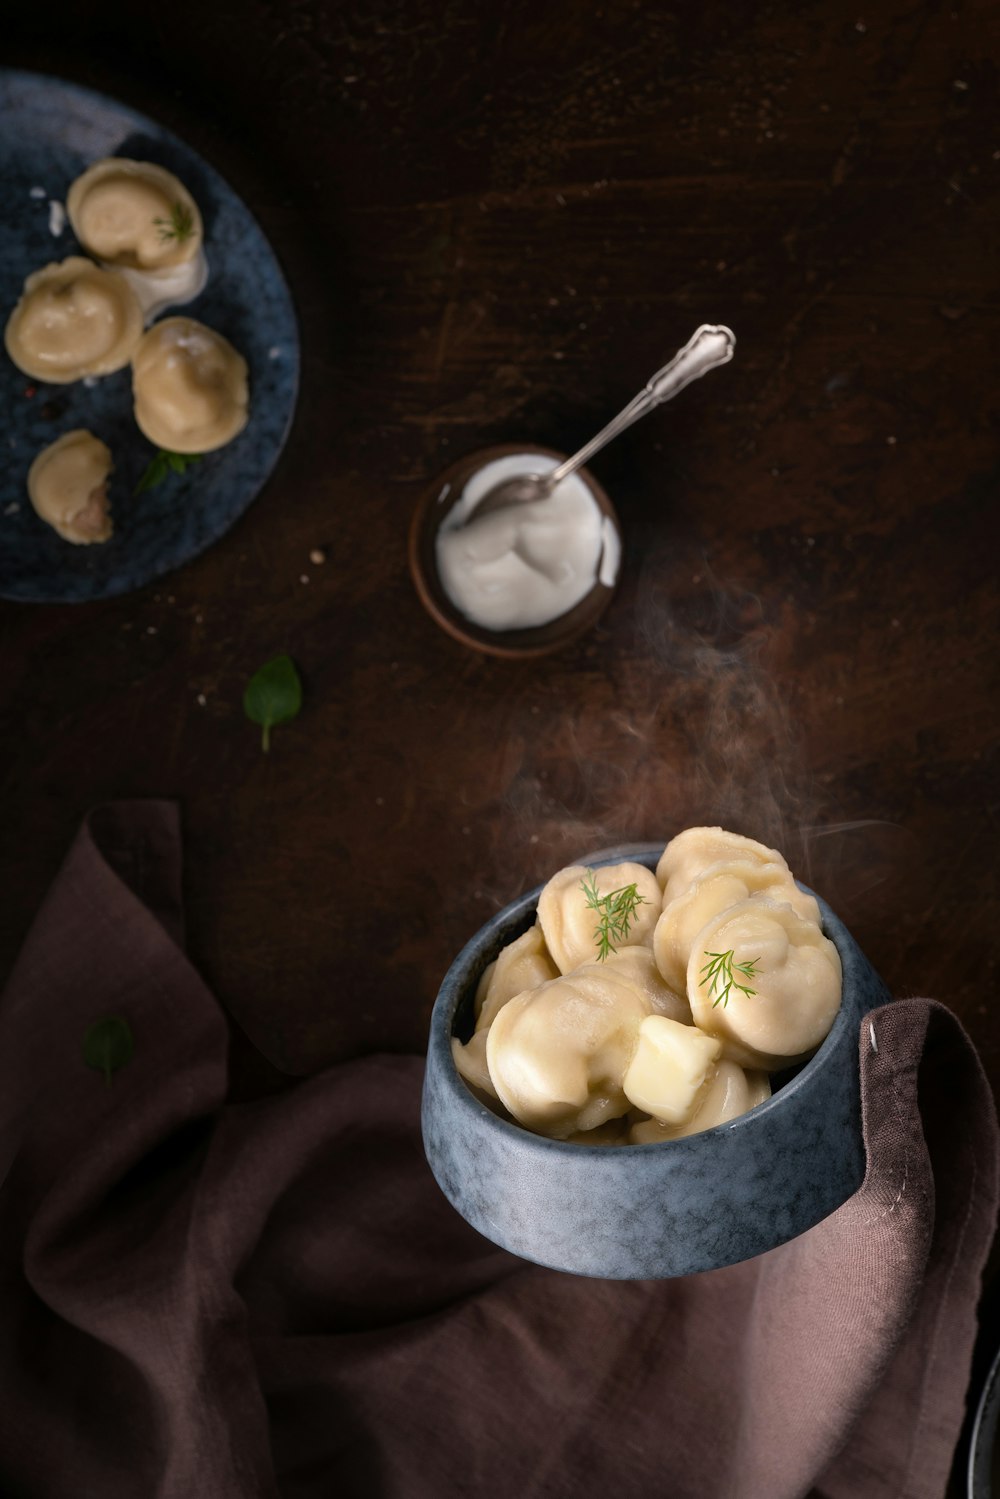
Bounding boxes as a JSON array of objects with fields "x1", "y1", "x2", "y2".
[
  {"x1": 5, "y1": 258, "x2": 143, "y2": 382},
  {"x1": 630, "y1": 1062, "x2": 771, "y2": 1143},
  {"x1": 653, "y1": 858, "x2": 820, "y2": 993},
  {"x1": 67, "y1": 157, "x2": 203, "y2": 271},
  {"x1": 486, "y1": 964, "x2": 651, "y2": 1137},
  {"x1": 131, "y1": 317, "x2": 249, "y2": 453},
  {"x1": 656, "y1": 826, "x2": 787, "y2": 903},
  {"x1": 536, "y1": 861, "x2": 661, "y2": 974},
  {"x1": 687, "y1": 898, "x2": 842, "y2": 1069},
  {"x1": 27, "y1": 430, "x2": 113, "y2": 545}
]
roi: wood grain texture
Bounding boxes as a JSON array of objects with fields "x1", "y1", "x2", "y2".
[
  {"x1": 1, "y1": 1, "x2": 998, "y2": 1488},
  {"x1": 1, "y1": 4, "x2": 996, "y2": 1075}
]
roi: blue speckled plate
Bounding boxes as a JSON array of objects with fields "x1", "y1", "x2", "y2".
[{"x1": 0, "y1": 69, "x2": 299, "y2": 602}]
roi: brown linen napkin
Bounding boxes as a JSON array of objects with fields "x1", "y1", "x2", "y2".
[{"x1": 0, "y1": 802, "x2": 995, "y2": 1499}]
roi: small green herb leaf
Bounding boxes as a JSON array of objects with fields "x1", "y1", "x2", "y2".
[
  {"x1": 699, "y1": 950, "x2": 761, "y2": 1008},
  {"x1": 580, "y1": 870, "x2": 648, "y2": 961},
  {"x1": 134, "y1": 449, "x2": 202, "y2": 497},
  {"x1": 83, "y1": 1016, "x2": 134, "y2": 1086},
  {"x1": 153, "y1": 201, "x2": 196, "y2": 244},
  {"x1": 244, "y1": 654, "x2": 303, "y2": 752}
]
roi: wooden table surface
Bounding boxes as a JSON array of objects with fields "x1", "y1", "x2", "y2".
[{"x1": 2, "y1": 0, "x2": 998, "y2": 1480}]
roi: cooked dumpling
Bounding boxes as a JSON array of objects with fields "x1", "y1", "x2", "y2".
[
  {"x1": 474, "y1": 924, "x2": 558, "y2": 1030},
  {"x1": 451, "y1": 1031, "x2": 497, "y2": 1102},
  {"x1": 131, "y1": 316, "x2": 249, "y2": 453},
  {"x1": 485, "y1": 964, "x2": 651, "y2": 1138},
  {"x1": 27, "y1": 430, "x2": 113, "y2": 544},
  {"x1": 687, "y1": 898, "x2": 842, "y2": 1068},
  {"x1": 536, "y1": 861, "x2": 661, "y2": 974},
  {"x1": 67, "y1": 157, "x2": 203, "y2": 271},
  {"x1": 653, "y1": 858, "x2": 820, "y2": 993},
  {"x1": 602, "y1": 945, "x2": 691, "y2": 1023},
  {"x1": 656, "y1": 826, "x2": 787, "y2": 903},
  {"x1": 455, "y1": 925, "x2": 558, "y2": 1101},
  {"x1": 629, "y1": 1062, "x2": 771, "y2": 1143},
  {"x1": 5, "y1": 257, "x2": 142, "y2": 382}
]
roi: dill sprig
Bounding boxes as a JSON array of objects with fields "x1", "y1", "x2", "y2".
[
  {"x1": 581, "y1": 870, "x2": 648, "y2": 961},
  {"x1": 154, "y1": 201, "x2": 196, "y2": 244},
  {"x1": 699, "y1": 949, "x2": 761, "y2": 1008},
  {"x1": 134, "y1": 449, "x2": 202, "y2": 496}
]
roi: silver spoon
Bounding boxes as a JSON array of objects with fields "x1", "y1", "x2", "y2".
[{"x1": 466, "y1": 323, "x2": 735, "y2": 522}]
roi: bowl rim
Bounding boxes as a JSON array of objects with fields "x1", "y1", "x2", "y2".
[
  {"x1": 408, "y1": 442, "x2": 621, "y2": 659},
  {"x1": 428, "y1": 844, "x2": 864, "y2": 1156}
]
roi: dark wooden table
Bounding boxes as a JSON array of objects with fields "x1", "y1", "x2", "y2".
[{"x1": 3, "y1": 0, "x2": 998, "y2": 1486}]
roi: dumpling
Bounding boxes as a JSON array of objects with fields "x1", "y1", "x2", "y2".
[
  {"x1": 5, "y1": 257, "x2": 143, "y2": 382},
  {"x1": 451, "y1": 1031, "x2": 497, "y2": 1102},
  {"x1": 653, "y1": 858, "x2": 820, "y2": 993},
  {"x1": 454, "y1": 925, "x2": 558, "y2": 1102},
  {"x1": 687, "y1": 898, "x2": 842, "y2": 1069},
  {"x1": 656, "y1": 826, "x2": 787, "y2": 903},
  {"x1": 67, "y1": 157, "x2": 203, "y2": 271},
  {"x1": 485, "y1": 964, "x2": 651, "y2": 1137},
  {"x1": 536, "y1": 861, "x2": 661, "y2": 974},
  {"x1": 474, "y1": 924, "x2": 558, "y2": 1030},
  {"x1": 602, "y1": 945, "x2": 691, "y2": 1023},
  {"x1": 131, "y1": 317, "x2": 249, "y2": 453},
  {"x1": 629, "y1": 1062, "x2": 771, "y2": 1143},
  {"x1": 27, "y1": 430, "x2": 113, "y2": 544}
]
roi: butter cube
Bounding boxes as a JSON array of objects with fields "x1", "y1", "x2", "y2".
[{"x1": 622, "y1": 1016, "x2": 722, "y2": 1125}]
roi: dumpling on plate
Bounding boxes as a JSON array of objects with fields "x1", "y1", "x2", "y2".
[
  {"x1": 67, "y1": 157, "x2": 203, "y2": 271},
  {"x1": 5, "y1": 257, "x2": 143, "y2": 382},
  {"x1": 27, "y1": 429, "x2": 113, "y2": 545},
  {"x1": 131, "y1": 316, "x2": 249, "y2": 453}
]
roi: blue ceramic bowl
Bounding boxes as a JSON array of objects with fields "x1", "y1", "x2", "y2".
[{"x1": 422, "y1": 846, "x2": 891, "y2": 1280}]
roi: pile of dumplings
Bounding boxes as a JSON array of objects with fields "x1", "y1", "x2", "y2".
[
  {"x1": 5, "y1": 158, "x2": 249, "y2": 545},
  {"x1": 452, "y1": 826, "x2": 843, "y2": 1145}
]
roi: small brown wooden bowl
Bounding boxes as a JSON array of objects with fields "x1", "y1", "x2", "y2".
[{"x1": 408, "y1": 443, "x2": 621, "y2": 659}]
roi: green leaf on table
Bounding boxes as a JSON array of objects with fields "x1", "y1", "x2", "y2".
[
  {"x1": 243, "y1": 654, "x2": 303, "y2": 753},
  {"x1": 134, "y1": 449, "x2": 202, "y2": 497},
  {"x1": 83, "y1": 1016, "x2": 134, "y2": 1086}
]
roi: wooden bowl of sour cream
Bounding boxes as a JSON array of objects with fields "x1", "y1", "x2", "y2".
[{"x1": 408, "y1": 444, "x2": 622, "y2": 658}]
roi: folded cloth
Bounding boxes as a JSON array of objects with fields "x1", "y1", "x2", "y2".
[{"x1": 0, "y1": 803, "x2": 995, "y2": 1499}]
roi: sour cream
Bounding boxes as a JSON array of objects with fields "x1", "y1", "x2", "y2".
[
  {"x1": 435, "y1": 453, "x2": 620, "y2": 632},
  {"x1": 102, "y1": 249, "x2": 209, "y2": 324}
]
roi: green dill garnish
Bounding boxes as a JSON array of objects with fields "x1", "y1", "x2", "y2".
[
  {"x1": 581, "y1": 870, "x2": 648, "y2": 961},
  {"x1": 699, "y1": 949, "x2": 761, "y2": 1008},
  {"x1": 153, "y1": 201, "x2": 196, "y2": 244},
  {"x1": 134, "y1": 449, "x2": 202, "y2": 496}
]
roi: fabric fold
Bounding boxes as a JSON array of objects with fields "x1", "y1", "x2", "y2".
[{"x1": 0, "y1": 804, "x2": 995, "y2": 1499}]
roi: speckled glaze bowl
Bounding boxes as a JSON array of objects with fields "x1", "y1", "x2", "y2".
[{"x1": 422, "y1": 846, "x2": 891, "y2": 1280}]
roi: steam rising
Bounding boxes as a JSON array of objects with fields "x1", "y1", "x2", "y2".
[{"x1": 487, "y1": 555, "x2": 916, "y2": 921}]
